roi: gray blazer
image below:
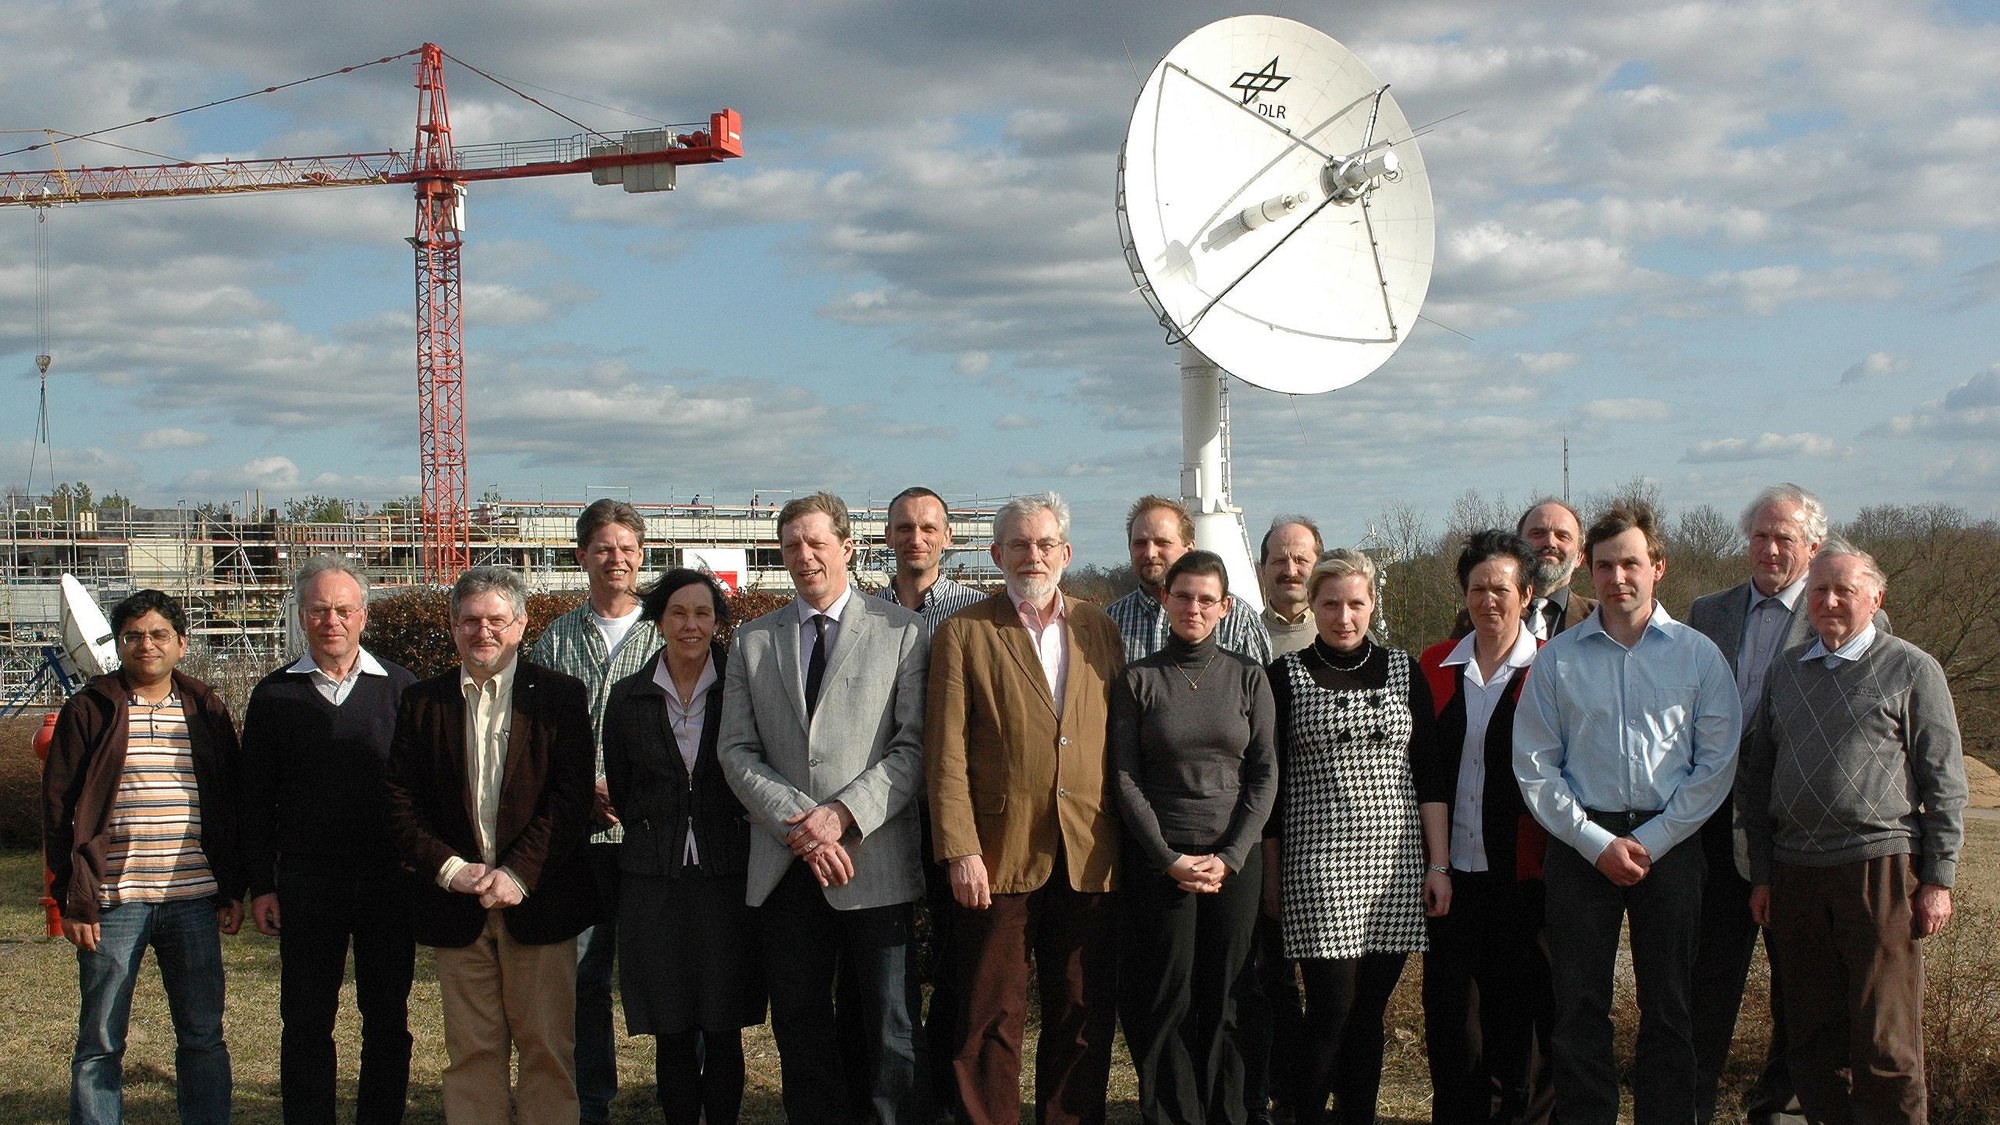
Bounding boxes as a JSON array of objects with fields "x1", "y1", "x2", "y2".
[
  {"x1": 719, "y1": 590, "x2": 929, "y2": 909},
  {"x1": 1688, "y1": 577, "x2": 1889, "y2": 879}
]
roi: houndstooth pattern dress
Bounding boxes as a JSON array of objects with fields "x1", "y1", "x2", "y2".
[{"x1": 1277, "y1": 648, "x2": 1428, "y2": 961}]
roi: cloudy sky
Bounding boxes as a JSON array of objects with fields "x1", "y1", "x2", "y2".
[{"x1": 3, "y1": 0, "x2": 1996, "y2": 564}]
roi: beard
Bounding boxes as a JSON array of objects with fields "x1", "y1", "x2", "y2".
[
  {"x1": 1530, "y1": 554, "x2": 1575, "y2": 593},
  {"x1": 1008, "y1": 571, "x2": 1062, "y2": 605}
]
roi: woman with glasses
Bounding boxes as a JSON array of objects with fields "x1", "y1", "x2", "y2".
[
  {"x1": 1267, "y1": 549, "x2": 1451, "y2": 1125},
  {"x1": 602, "y1": 569, "x2": 764, "y2": 1125},
  {"x1": 1111, "y1": 549, "x2": 1279, "y2": 1125}
]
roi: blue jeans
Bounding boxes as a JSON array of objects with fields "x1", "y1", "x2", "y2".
[
  {"x1": 73, "y1": 897, "x2": 232, "y2": 1125},
  {"x1": 575, "y1": 843, "x2": 622, "y2": 1124}
]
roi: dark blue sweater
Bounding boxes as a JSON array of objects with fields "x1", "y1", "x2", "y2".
[{"x1": 238, "y1": 657, "x2": 417, "y2": 893}]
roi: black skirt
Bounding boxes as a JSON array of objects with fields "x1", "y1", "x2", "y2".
[{"x1": 617, "y1": 868, "x2": 766, "y2": 1035}]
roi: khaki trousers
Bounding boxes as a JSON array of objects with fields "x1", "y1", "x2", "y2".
[{"x1": 435, "y1": 911, "x2": 580, "y2": 1125}]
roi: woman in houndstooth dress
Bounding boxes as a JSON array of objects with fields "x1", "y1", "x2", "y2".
[{"x1": 1265, "y1": 549, "x2": 1452, "y2": 1125}]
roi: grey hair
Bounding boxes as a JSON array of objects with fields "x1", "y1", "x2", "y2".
[
  {"x1": 995, "y1": 491, "x2": 1071, "y2": 544},
  {"x1": 1812, "y1": 537, "x2": 1887, "y2": 592},
  {"x1": 1740, "y1": 483, "x2": 1829, "y2": 543},
  {"x1": 1307, "y1": 547, "x2": 1377, "y2": 602},
  {"x1": 451, "y1": 565, "x2": 528, "y2": 619},
  {"x1": 292, "y1": 554, "x2": 370, "y2": 604}
]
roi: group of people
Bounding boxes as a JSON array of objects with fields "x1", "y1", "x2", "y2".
[{"x1": 39, "y1": 482, "x2": 1964, "y2": 1125}]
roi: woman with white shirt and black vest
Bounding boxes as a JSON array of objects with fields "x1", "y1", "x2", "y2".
[
  {"x1": 602, "y1": 568, "x2": 764, "y2": 1125},
  {"x1": 1415, "y1": 531, "x2": 1554, "y2": 1125}
]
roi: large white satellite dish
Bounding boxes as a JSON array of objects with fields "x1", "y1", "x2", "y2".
[{"x1": 1117, "y1": 16, "x2": 1434, "y2": 604}]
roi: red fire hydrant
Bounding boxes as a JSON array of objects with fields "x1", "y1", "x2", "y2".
[{"x1": 33, "y1": 712, "x2": 61, "y2": 937}]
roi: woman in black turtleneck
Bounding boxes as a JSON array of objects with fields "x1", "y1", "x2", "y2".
[
  {"x1": 1266, "y1": 548, "x2": 1453, "y2": 1125},
  {"x1": 1111, "y1": 549, "x2": 1279, "y2": 1125}
]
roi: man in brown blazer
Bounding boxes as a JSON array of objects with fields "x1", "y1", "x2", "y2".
[
  {"x1": 926, "y1": 491, "x2": 1126, "y2": 1125},
  {"x1": 383, "y1": 565, "x2": 597, "y2": 1125}
]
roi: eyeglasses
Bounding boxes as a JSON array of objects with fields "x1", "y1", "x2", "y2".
[
  {"x1": 303, "y1": 604, "x2": 364, "y2": 622},
  {"x1": 1002, "y1": 538, "x2": 1066, "y2": 556},
  {"x1": 454, "y1": 616, "x2": 520, "y2": 635},
  {"x1": 118, "y1": 629, "x2": 179, "y2": 647},
  {"x1": 1166, "y1": 592, "x2": 1226, "y2": 610}
]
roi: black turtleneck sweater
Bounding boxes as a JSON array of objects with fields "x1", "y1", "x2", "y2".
[{"x1": 1109, "y1": 631, "x2": 1279, "y2": 875}]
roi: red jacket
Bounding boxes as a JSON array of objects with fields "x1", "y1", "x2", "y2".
[{"x1": 42, "y1": 670, "x2": 244, "y2": 923}]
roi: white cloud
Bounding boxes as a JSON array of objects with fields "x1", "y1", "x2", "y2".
[
  {"x1": 1882, "y1": 367, "x2": 2000, "y2": 441},
  {"x1": 136, "y1": 428, "x2": 210, "y2": 451},
  {"x1": 1575, "y1": 398, "x2": 1672, "y2": 424},
  {"x1": 1838, "y1": 351, "x2": 1910, "y2": 385},
  {"x1": 1683, "y1": 432, "x2": 1840, "y2": 462}
]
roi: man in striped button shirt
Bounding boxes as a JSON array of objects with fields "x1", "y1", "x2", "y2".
[{"x1": 45, "y1": 588, "x2": 244, "y2": 1125}]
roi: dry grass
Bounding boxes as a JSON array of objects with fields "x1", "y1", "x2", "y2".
[{"x1": 0, "y1": 823, "x2": 1991, "y2": 1123}]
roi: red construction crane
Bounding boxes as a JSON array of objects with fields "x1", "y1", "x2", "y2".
[{"x1": 1, "y1": 44, "x2": 743, "y2": 581}]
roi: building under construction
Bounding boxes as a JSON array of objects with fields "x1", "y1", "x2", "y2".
[{"x1": 0, "y1": 493, "x2": 999, "y2": 706}]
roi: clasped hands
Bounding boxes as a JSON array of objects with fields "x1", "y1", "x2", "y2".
[
  {"x1": 786, "y1": 802, "x2": 856, "y2": 888},
  {"x1": 447, "y1": 862, "x2": 524, "y2": 908},
  {"x1": 1168, "y1": 853, "x2": 1229, "y2": 894}
]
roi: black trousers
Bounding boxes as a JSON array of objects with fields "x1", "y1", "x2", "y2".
[
  {"x1": 1242, "y1": 912, "x2": 1302, "y2": 1120},
  {"x1": 1422, "y1": 870, "x2": 1554, "y2": 1125},
  {"x1": 1691, "y1": 807, "x2": 1801, "y2": 1125},
  {"x1": 1119, "y1": 847, "x2": 1263, "y2": 1125},
  {"x1": 759, "y1": 863, "x2": 923, "y2": 1125},
  {"x1": 1295, "y1": 952, "x2": 1407, "y2": 1125},
  {"x1": 276, "y1": 872, "x2": 416, "y2": 1125},
  {"x1": 1544, "y1": 836, "x2": 1705, "y2": 1125}
]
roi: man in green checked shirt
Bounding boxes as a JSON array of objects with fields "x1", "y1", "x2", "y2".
[{"x1": 530, "y1": 498, "x2": 664, "y2": 1125}]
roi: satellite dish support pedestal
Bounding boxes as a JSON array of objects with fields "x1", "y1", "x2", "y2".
[{"x1": 1179, "y1": 343, "x2": 1263, "y2": 611}]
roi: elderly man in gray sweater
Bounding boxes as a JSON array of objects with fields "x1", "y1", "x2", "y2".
[{"x1": 1738, "y1": 540, "x2": 1966, "y2": 1125}]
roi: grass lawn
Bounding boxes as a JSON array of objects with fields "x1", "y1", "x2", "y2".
[{"x1": 1, "y1": 820, "x2": 1993, "y2": 1124}]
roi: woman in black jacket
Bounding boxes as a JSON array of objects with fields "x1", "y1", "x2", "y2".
[{"x1": 603, "y1": 569, "x2": 763, "y2": 1125}]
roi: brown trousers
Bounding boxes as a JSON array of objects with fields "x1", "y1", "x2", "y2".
[
  {"x1": 434, "y1": 911, "x2": 581, "y2": 1125},
  {"x1": 949, "y1": 868, "x2": 1117, "y2": 1125},
  {"x1": 1769, "y1": 855, "x2": 1927, "y2": 1125}
]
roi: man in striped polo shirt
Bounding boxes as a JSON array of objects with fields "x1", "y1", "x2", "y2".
[{"x1": 44, "y1": 588, "x2": 244, "y2": 1125}]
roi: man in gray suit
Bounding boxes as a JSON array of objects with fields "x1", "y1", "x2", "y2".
[
  {"x1": 720, "y1": 491, "x2": 930, "y2": 1125},
  {"x1": 1686, "y1": 483, "x2": 1885, "y2": 1125}
]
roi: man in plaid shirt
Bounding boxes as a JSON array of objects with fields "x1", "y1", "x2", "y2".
[
  {"x1": 530, "y1": 498, "x2": 664, "y2": 1125},
  {"x1": 1104, "y1": 495, "x2": 1271, "y2": 665}
]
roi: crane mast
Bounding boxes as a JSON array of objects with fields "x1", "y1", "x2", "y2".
[
  {"x1": 1, "y1": 45, "x2": 743, "y2": 582},
  {"x1": 412, "y1": 44, "x2": 469, "y2": 581}
]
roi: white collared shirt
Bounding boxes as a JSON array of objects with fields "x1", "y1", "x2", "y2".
[
  {"x1": 795, "y1": 586, "x2": 854, "y2": 698},
  {"x1": 1011, "y1": 589, "x2": 1071, "y2": 717},
  {"x1": 1442, "y1": 627, "x2": 1539, "y2": 871},
  {"x1": 654, "y1": 654, "x2": 719, "y2": 864},
  {"x1": 435, "y1": 658, "x2": 527, "y2": 902},
  {"x1": 1803, "y1": 623, "x2": 1878, "y2": 668},
  {"x1": 285, "y1": 647, "x2": 390, "y2": 706}
]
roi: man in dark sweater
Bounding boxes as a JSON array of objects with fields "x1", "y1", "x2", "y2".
[
  {"x1": 239, "y1": 556, "x2": 418, "y2": 1125},
  {"x1": 1739, "y1": 541, "x2": 1966, "y2": 1125}
]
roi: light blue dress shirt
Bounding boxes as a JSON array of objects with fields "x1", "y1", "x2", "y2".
[{"x1": 1512, "y1": 601, "x2": 1741, "y2": 864}]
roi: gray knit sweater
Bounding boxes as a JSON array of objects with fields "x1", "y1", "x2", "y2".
[{"x1": 1738, "y1": 632, "x2": 1966, "y2": 887}]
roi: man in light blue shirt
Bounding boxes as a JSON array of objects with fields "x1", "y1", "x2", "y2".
[{"x1": 1513, "y1": 502, "x2": 1740, "y2": 1125}]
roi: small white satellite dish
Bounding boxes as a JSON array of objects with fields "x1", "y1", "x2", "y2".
[
  {"x1": 1116, "y1": 16, "x2": 1435, "y2": 606},
  {"x1": 59, "y1": 573, "x2": 118, "y2": 679}
]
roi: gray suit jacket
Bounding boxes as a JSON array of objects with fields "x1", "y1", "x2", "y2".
[
  {"x1": 1688, "y1": 578, "x2": 1890, "y2": 880},
  {"x1": 719, "y1": 590, "x2": 929, "y2": 908}
]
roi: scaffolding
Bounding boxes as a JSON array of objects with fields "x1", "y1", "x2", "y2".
[{"x1": 0, "y1": 492, "x2": 1001, "y2": 707}]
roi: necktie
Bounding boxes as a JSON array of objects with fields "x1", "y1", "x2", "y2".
[
  {"x1": 1527, "y1": 597, "x2": 1549, "y2": 641},
  {"x1": 804, "y1": 613, "x2": 829, "y2": 719}
]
